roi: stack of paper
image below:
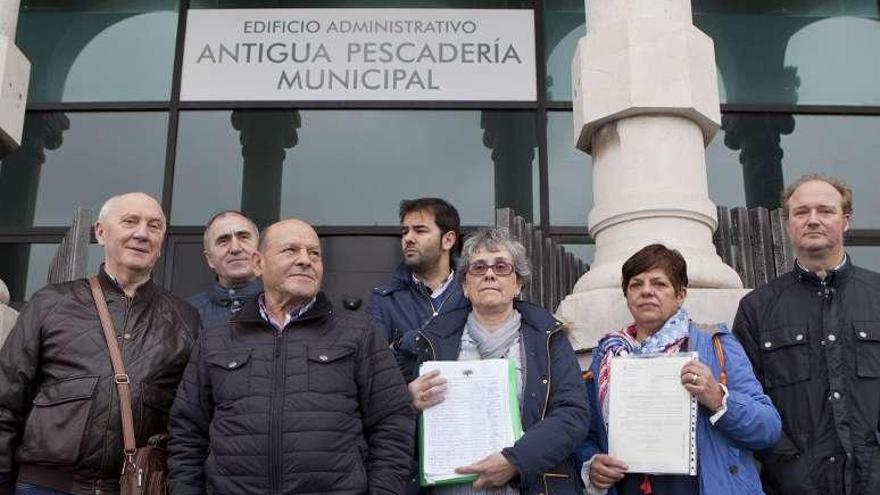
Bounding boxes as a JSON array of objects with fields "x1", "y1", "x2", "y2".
[{"x1": 419, "y1": 359, "x2": 523, "y2": 486}]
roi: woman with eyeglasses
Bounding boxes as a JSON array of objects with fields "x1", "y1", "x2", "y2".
[{"x1": 403, "y1": 227, "x2": 589, "y2": 495}]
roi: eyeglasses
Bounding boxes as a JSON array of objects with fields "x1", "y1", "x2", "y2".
[{"x1": 467, "y1": 260, "x2": 515, "y2": 277}]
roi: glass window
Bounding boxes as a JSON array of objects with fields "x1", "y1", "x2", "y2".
[
  {"x1": 171, "y1": 109, "x2": 537, "y2": 227},
  {"x1": 696, "y1": 5, "x2": 880, "y2": 106},
  {"x1": 547, "y1": 111, "x2": 591, "y2": 226},
  {"x1": 17, "y1": 2, "x2": 179, "y2": 102},
  {"x1": 713, "y1": 114, "x2": 880, "y2": 228},
  {"x1": 0, "y1": 112, "x2": 168, "y2": 227},
  {"x1": 544, "y1": 1, "x2": 880, "y2": 105},
  {"x1": 849, "y1": 245, "x2": 880, "y2": 273},
  {"x1": 543, "y1": 0, "x2": 585, "y2": 101},
  {"x1": 191, "y1": 1, "x2": 530, "y2": 8},
  {"x1": 0, "y1": 243, "x2": 102, "y2": 304},
  {"x1": 563, "y1": 243, "x2": 594, "y2": 267}
]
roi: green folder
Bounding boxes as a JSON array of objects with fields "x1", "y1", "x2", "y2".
[{"x1": 418, "y1": 359, "x2": 524, "y2": 487}]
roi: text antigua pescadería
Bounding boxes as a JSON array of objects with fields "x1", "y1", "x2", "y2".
[{"x1": 194, "y1": 18, "x2": 525, "y2": 92}]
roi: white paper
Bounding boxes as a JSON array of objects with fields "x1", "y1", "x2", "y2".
[
  {"x1": 420, "y1": 359, "x2": 520, "y2": 483},
  {"x1": 607, "y1": 353, "x2": 698, "y2": 475}
]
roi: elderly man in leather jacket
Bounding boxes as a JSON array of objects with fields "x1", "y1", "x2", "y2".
[
  {"x1": 0, "y1": 192, "x2": 200, "y2": 495},
  {"x1": 734, "y1": 175, "x2": 880, "y2": 495}
]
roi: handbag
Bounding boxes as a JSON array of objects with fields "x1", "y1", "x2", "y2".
[{"x1": 89, "y1": 277, "x2": 168, "y2": 495}]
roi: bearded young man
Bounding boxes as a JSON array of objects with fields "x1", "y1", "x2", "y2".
[{"x1": 366, "y1": 198, "x2": 469, "y2": 367}]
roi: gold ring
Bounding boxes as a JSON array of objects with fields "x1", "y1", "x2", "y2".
[
  {"x1": 420, "y1": 393, "x2": 428, "y2": 401},
  {"x1": 692, "y1": 374, "x2": 699, "y2": 385}
]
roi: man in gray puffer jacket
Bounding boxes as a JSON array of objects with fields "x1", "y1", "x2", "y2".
[{"x1": 169, "y1": 218, "x2": 415, "y2": 495}]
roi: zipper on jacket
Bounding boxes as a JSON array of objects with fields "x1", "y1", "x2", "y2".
[
  {"x1": 269, "y1": 329, "x2": 286, "y2": 494},
  {"x1": 416, "y1": 330, "x2": 438, "y2": 361},
  {"x1": 540, "y1": 323, "x2": 564, "y2": 421}
]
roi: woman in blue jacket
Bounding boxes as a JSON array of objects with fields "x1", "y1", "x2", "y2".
[
  {"x1": 406, "y1": 228, "x2": 590, "y2": 494},
  {"x1": 578, "y1": 244, "x2": 781, "y2": 495}
]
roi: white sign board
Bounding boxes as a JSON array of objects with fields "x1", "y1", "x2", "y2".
[{"x1": 180, "y1": 9, "x2": 536, "y2": 102}]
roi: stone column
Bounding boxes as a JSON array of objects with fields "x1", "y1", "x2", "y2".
[
  {"x1": 0, "y1": 0, "x2": 30, "y2": 154},
  {"x1": 557, "y1": 0, "x2": 749, "y2": 352}
]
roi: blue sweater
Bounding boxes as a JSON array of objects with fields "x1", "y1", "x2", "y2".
[{"x1": 577, "y1": 322, "x2": 781, "y2": 495}]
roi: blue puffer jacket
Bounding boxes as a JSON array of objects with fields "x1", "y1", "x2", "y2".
[
  {"x1": 411, "y1": 302, "x2": 591, "y2": 495},
  {"x1": 366, "y1": 263, "x2": 469, "y2": 379},
  {"x1": 577, "y1": 322, "x2": 782, "y2": 495}
]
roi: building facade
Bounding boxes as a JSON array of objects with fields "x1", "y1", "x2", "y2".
[{"x1": 0, "y1": 0, "x2": 878, "y2": 309}]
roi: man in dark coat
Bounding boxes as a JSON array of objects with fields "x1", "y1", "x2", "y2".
[
  {"x1": 0, "y1": 192, "x2": 200, "y2": 495},
  {"x1": 366, "y1": 198, "x2": 468, "y2": 372},
  {"x1": 187, "y1": 210, "x2": 261, "y2": 326},
  {"x1": 169, "y1": 218, "x2": 415, "y2": 495},
  {"x1": 733, "y1": 174, "x2": 880, "y2": 495}
]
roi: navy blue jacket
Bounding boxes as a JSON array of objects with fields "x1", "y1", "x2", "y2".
[
  {"x1": 366, "y1": 263, "x2": 468, "y2": 375},
  {"x1": 186, "y1": 279, "x2": 261, "y2": 327},
  {"x1": 409, "y1": 302, "x2": 590, "y2": 495}
]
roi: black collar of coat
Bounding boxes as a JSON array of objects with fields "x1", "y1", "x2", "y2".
[
  {"x1": 96, "y1": 264, "x2": 158, "y2": 302},
  {"x1": 793, "y1": 253, "x2": 852, "y2": 287},
  {"x1": 232, "y1": 290, "x2": 333, "y2": 326}
]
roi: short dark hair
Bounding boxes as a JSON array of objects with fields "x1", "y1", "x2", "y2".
[
  {"x1": 399, "y1": 197, "x2": 462, "y2": 256},
  {"x1": 780, "y1": 174, "x2": 853, "y2": 220},
  {"x1": 621, "y1": 244, "x2": 688, "y2": 296},
  {"x1": 203, "y1": 210, "x2": 259, "y2": 250}
]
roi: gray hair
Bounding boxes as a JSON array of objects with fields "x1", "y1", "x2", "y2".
[{"x1": 457, "y1": 228, "x2": 532, "y2": 285}]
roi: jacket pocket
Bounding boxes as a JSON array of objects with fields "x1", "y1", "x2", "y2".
[
  {"x1": 19, "y1": 375, "x2": 100, "y2": 465},
  {"x1": 308, "y1": 346, "x2": 356, "y2": 393},
  {"x1": 759, "y1": 325, "x2": 810, "y2": 388},
  {"x1": 207, "y1": 350, "x2": 253, "y2": 401},
  {"x1": 853, "y1": 321, "x2": 880, "y2": 378}
]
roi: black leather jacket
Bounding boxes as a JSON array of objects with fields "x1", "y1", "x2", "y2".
[
  {"x1": 734, "y1": 258, "x2": 880, "y2": 495},
  {"x1": 0, "y1": 268, "x2": 200, "y2": 495}
]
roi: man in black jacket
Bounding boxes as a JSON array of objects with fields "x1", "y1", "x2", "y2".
[
  {"x1": 169, "y1": 218, "x2": 415, "y2": 495},
  {"x1": 733, "y1": 175, "x2": 880, "y2": 495},
  {"x1": 0, "y1": 192, "x2": 200, "y2": 495}
]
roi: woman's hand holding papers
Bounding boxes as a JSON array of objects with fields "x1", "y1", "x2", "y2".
[
  {"x1": 589, "y1": 454, "x2": 628, "y2": 489},
  {"x1": 679, "y1": 360, "x2": 724, "y2": 413},
  {"x1": 455, "y1": 452, "x2": 517, "y2": 488},
  {"x1": 408, "y1": 369, "x2": 448, "y2": 411}
]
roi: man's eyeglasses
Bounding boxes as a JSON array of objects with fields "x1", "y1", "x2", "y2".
[{"x1": 467, "y1": 260, "x2": 515, "y2": 277}]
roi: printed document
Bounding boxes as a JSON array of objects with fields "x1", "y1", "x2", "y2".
[
  {"x1": 608, "y1": 353, "x2": 698, "y2": 475},
  {"x1": 419, "y1": 359, "x2": 522, "y2": 486}
]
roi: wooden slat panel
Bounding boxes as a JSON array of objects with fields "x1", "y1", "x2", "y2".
[
  {"x1": 770, "y1": 208, "x2": 794, "y2": 277},
  {"x1": 749, "y1": 207, "x2": 775, "y2": 288},
  {"x1": 714, "y1": 206, "x2": 733, "y2": 267},
  {"x1": 495, "y1": 208, "x2": 513, "y2": 235},
  {"x1": 555, "y1": 243, "x2": 565, "y2": 312},
  {"x1": 545, "y1": 237, "x2": 557, "y2": 311},
  {"x1": 532, "y1": 229, "x2": 545, "y2": 307},
  {"x1": 522, "y1": 222, "x2": 535, "y2": 304},
  {"x1": 730, "y1": 207, "x2": 756, "y2": 288},
  {"x1": 48, "y1": 208, "x2": 92, "y2": 284}
]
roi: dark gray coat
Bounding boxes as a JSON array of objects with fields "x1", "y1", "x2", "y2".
[
  {"x1": 733, "y1": 258, "x2": 880, "y2": 495},
  {"x1": 168, "y1": 292, "x2": 416, "y2": 495}
]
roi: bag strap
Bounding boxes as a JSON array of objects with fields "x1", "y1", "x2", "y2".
[
  {"x1": 88, "y1": 277, "x2": 138, "y2": 461},
  {"x1": 712, "y1": 334, "x2": 727, "y2": 386}
]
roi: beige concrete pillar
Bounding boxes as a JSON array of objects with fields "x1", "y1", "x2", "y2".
[{"x1": 558, "y1": 0, "x2": 749, "y2": 353}]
